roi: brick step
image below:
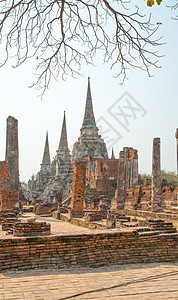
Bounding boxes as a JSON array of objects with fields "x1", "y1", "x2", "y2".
[{"x1": 120, "y1": 222, "x2": 137, "y2": 227}]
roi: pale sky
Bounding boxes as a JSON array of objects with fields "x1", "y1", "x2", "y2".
[{"x1": 0, "y1": 2, "x2": 178, "y2": 182}]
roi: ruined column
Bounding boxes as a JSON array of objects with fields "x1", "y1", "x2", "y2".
[
  {"x1": 122, "y1": 147, "x2": 138, "y2": 188},
  {"x1": 5, "y1": 116, "x2": 20, "y2": 191},
  {"x1": 151, "y1": 138, "x2": 162, "y2": 211},
  {"x1": 70, "y1": 161, "x2": 86, "y2": 217},
  {"x1": 117, "y1": 151, "x2": 125, "y2": 209},
  {"x1": 130, "y1": 149, "x2": 138, "y2": 187},
  {"x1": 175, "y1": 128, "x2": 178, "y2": 176}
]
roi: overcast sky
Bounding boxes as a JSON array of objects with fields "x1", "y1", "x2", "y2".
[{"x1": 0, "y1": 2, "x2": 177, "y2": 182}]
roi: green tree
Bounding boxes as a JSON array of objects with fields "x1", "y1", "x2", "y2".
[
  {"x1": 161, "y1": 170, "x2": 178, "y2": 188},
  {"x1": 141, "y1": 171, "x2": 178, "y2": 188}
]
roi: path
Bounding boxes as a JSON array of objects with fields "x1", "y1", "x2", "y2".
[{"x1": 0, "y1": 262, "x2": 178, "y2": 299}]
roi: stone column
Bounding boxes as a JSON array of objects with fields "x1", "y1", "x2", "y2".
[
  {"x1": 122, "y1": 147, "x2": 138, "y2": 188},
  {"x1": 151, "y1": 138, "x2": 162, "y2": 211},
  {"x1": 70, "y1": 161, "x2": 86, "y2": 217},
  {"x1": 5, "y1": 116, "x2": 19, "y2": 191},
  {"x1": 117, "y1": 151, "x2": 125, "y2": 209},
  {"x1": 175, "y1": 128, "x2": 178, "y2": 176},
  {"x1": 130, "y1": 149, "x2": 138, "y2": 187}
]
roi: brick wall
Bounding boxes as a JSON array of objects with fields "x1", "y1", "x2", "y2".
[
  {"x1": 124, "y1": 209, "x2": 178, "y2": 221},
  {"x1": 0, "y1": 161, "x2": 19, "y2": 210},
  {"x1": 0, "y1": 161, "x2": 10, "y2": 188},
  {"x1": 0, "y1": 189, "x2": 19, "y2": 210},
  {"x1": 5, "y1": 116, "x2": 20, "y2": 192},
  {"x1": 13, "y1": 222, "x2": 51, "y2": 237},
  {"x1": 71, "y1": 161, "x2": 86, "y2": 217},
  {"x1": 0, "y1": 231, "x2": 177, "y2": 270}
]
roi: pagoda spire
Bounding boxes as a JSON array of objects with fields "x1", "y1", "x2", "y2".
[
  {"x1": 81, "y1": 77, "x2": 97, "y2": 129},
  {"x1": 42, "y1": 131, "x2": 51, "y2": 164},
  {"x1": 111, "y1": 147, "x2": 115, "y2": 159},
  {"x1": 58, "y1": 111, "x2": 68, "y2": 151}
]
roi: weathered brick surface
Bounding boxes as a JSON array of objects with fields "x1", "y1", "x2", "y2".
[
  {"x1": 0, "y1": 160, "x2": 19, "y2": 210},
  {"x1": 0, "y1": 210, "x2": 18, "y2": 224},
  {"x1": 5, "y1": 116, "x2": 19, "y2": 192},
  {"x1": 0, "y1": 189, "x2": 19, "y2": 210},
  {"x1": 0, "y1": 161, "x2": 10, "y2": 188},
  {"x1": 34, "y1": 202, "x2": 57, "y2": 216},
  {"x1": 152, "y1": 138, "x2": 162, "y2": 210},
  {"x1": 85, "y1": 157, "x2": 119, "y2": 191},
  {"x1": 124, "y1": 209, "x2": 178, "y2": 221},
  {"x1": 71, "y1": 161, "x2": 86, "y2": 217},
  {"x1": 0, "y1": 230, "x2": 177, "y2": 270},
  {"x1": 13, "y1": 221, "x2": 51, "y2": 236}
]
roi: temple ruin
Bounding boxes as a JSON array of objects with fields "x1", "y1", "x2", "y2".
[{"x1": 0, "y1": 78, "x2": 177, "y2": 272}]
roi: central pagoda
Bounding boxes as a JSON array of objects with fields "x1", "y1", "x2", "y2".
[{"x1": 72, "y1": 77, "x2": 108, "y2": 162}]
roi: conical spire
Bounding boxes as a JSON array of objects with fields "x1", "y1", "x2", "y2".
[
  {"x1": 81, "y1": 77, "x2": 97, "y2": 128},
  {"x1": 42, "y1": 131, "x2": 51, "y2": 164},
  {"x1": 111, "y1": 147, "x2": 115, "y2": 159},
  {"x1": 58, "y1": 111, "x2": 68, "y2": 150}
]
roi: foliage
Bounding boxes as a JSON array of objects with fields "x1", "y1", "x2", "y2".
[
  {"x1": 146, "y1": 0, "x2": 162, "y2": 7},
  {"x1": 0, "y1": 0, "x2": 162, "y2": 96},
  {"x1": 141, "y1": 173, "x2": 151, "y2": 182},
  {"x1": 141, "y1": 171, "x2": 178, "y2": 188},
  {"x1": 161, "y1": 170, "x2": 178, "y2": 188}
]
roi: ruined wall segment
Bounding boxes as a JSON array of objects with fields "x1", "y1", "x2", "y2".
[
  {"x1": 111, "y1": 147, "x2": 138, "y2": 210},
  {"x1": 0, "y1": 161, "x2": 19, "y2": 210},
  {"x1": 122, "y1": 147, "x2": 138, "y2": 188},
  {"x1": 151, "y1": 138, "x2": 162, "y2": 211},
  {"x1": 116, "y1": 151, "x2": 125, "y2": 209},
  {"x1": 5, "y1": 116, "x2": 19, "y2": 192},
  {"x1": 0, "y1": 161, "x2": 10, "y2": 189},
  {"x1": 71, "y1": 161, "x2": 86, "y2": 217}
]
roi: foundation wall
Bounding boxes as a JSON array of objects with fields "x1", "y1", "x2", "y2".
[{"x1": 0, "y1": 231, "x2": 177, "y2": 270}]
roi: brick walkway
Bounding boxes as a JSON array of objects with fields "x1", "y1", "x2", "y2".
[{"x1": 0, "y1": 262, "x2": 178, "y2": 300}]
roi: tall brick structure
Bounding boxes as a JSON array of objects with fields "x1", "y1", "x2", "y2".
[
  {"x1": 116, "y1": 151, "x2": 126, "y2": 209},
  {"x1": 111, "y1": 147, "x2": 138, "y2": 210},
  {"x1": 175, "y1": 128, "x2": 178, "y2": 176},
  {"x1": 72, "y1": 77, "x2": 108, "y2": 162},
  {"x1": 0, "y1": 161, "x2": 19, "y2": 210},
  {"x1": 151, "y1": 138, "x2": 162, "y2": 211},
  {"x1": 70, "y1": 161, "x2": 86, "y2": 217},
  {"x1": 5, "y1": 116, "x2": 19, "y2": 192},
  {"x1": 122, "y1": 147, "x2": 138, "y2": 188}
]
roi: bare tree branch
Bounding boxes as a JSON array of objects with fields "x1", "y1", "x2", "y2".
[{"x1": 0, "y1": 0, "x2": 163, "y2": 96}]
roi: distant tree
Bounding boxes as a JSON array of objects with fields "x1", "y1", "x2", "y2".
[
  {"x1": 161, "y1": 170, "x2": 178, "y2": 188},
  {"x1": 0, "y1": 0, "x2": 162, "y2": 96},
  {"x1": 141, "y1": 171, "x2": 178, "y2": 188}
]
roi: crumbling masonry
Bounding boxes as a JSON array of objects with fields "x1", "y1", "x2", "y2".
[{"x1": 152, "y1": 138, "x2": 162, "y2": 211}]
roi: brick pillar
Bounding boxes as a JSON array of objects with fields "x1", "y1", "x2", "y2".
[
  {"x1": 117, "y1": 151, "x2": 125, "y2": 209},
  {"x1": 151, "y1": 138, "x2": 162, "y2": 211},
  {"x1": 5, "y1": 116, "x2": 19, "y2": 191},
  {"x1": 0, "y1": 161, "x2": 19, "y2": 210},
  {"x1": 175, "y1": 128, "x2": 178, "y2": 176},
  {"x1": 122, "y1": 147, "x2": 138, "y2": 188},
  {"x1": 130, "y1": 150, "x2": 138, "y2": 187},
  {"x1": 70, "y1": 161, "x2": 86, "y2": 217}
]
